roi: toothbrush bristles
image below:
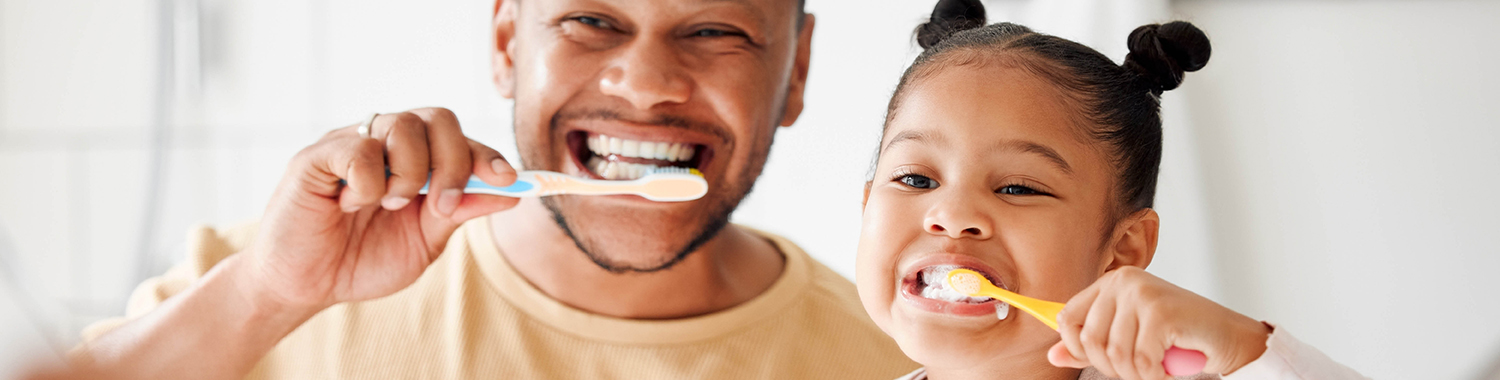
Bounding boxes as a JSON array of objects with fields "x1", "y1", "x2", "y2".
[
  {"x1": 644, "y1": 166, "x2": 703, "y2": 177},
  {"x1": 948, "y1": 272, "x2": 983, "y2": 296}
]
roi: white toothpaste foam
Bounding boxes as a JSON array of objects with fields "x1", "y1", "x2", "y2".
[{"x1": 919, "y1": 265, "x2": 994, "y2": 303}]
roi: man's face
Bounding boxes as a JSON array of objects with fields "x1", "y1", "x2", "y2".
[{"x1": 491, "y1": 0, "x2": 812, "y2": 272}]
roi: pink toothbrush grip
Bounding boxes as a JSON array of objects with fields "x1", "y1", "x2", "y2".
[{"x1": 1163, "y1": 346, "x2": 1207, "y2": 376}]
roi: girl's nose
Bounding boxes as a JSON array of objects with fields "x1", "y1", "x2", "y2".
[{"x1": 923, "y1": 199, "x2": 992, "y2": 239}]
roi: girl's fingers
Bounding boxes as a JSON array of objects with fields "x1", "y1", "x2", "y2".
[
  {"x1": 1108, "y1": 302, "x2": 1143, "y2": 380},
  {"x1": 1135, "y1": 317, "x2": 1173, "y2": 380},
  {"x1": 1047, "y1": 340, "x2": 1088, "y2": 368},
  {"x1": 1080, "y1": 294, "x2": 1120, "y2": 378},
  {"x1": 1057, "y1": 282, "x2": 1102, "y2": 368}
]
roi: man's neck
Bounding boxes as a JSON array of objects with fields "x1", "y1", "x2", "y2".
[{"x1": 487, "y1": 198, "x2": 785, "y2": 319}]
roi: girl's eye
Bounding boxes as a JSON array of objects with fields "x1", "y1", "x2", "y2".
[
  {"x1": 898, "y1": 174, "x2": 939, "y2": 189},
  {"x1": 996, "y1": 185, "x2": 1042, "y2": 196}
]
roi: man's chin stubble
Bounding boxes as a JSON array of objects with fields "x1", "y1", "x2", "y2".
[{"x1": 541, "y1": 196, "x2": 736, "y2": 274}]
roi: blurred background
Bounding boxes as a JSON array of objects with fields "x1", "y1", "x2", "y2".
[{"x1": 1, "y1": 0, "x2": 1497, "y2": 378}]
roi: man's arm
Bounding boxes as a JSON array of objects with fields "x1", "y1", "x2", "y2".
[
  {"x1": 70, "y1": 108, "x2": 519, "y2": 379},
  {"x1": 78, "y1": 255, "x2": 316, "y2": 379}
]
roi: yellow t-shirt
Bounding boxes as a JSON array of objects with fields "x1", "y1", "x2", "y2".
[{"x1": 76, "y1": 217, "x2": 918, "y2": 379}]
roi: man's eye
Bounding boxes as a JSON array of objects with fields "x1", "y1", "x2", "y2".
[
  {"x1": 573, "y1": 16, "x2": 612, "y2": 29},
  {"x1": 898, "y1": 174, "x2": 938, "y2": 189},
  {"x1": 996, "y1": 185, "x2": 1040, "y2": 196},
  {"x1": 692, "y1": 29, "x2": 733, "y2": 37}
]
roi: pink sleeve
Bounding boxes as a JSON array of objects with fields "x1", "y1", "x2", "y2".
[{"x1": 1221, "y1": 323, "x2": 1369, "y2": 380}]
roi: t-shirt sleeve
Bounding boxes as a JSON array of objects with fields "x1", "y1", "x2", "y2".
[
  {"x1": 69, "y1": 222, "x2": 259, "y2": 355},
  {"x1": 1221, "y1": 323, "x2": 1369, "y2": 380}
]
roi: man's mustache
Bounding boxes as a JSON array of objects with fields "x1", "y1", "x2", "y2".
[{"x1": 551, "y1": 108, "x2": 732, "y2": 144}]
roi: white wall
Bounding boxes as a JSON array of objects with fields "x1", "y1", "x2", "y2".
[
  {"x1": 1176, "y1": 1, "x2": 1500, "y2": 379},
  {"x1": 2, "y1": 0, "x2": 1498, "y2": 379}
]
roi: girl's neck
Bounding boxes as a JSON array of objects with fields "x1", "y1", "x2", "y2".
[{"x1": 923, "y1": 353, "x2": 1081, "y2": 380}]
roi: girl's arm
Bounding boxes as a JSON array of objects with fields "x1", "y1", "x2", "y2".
[
  {"x1": 1046, "y1": 267, "x2": 1369, "y2": 380},
  {"x1": 1222, "y1": 323, "x2": 1369, "y2": 380}
]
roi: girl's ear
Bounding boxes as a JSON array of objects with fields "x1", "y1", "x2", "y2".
[
  {"x1": 1103, "y1": 208, "x2": 1159, "y2": 272},
  {"x1": 861, "y1": 181, "x2": 872, "y2": 210}
]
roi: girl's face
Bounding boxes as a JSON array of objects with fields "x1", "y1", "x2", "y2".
[{"x1": 857, "y1": 62, "x2": 1152, "y2": 373}]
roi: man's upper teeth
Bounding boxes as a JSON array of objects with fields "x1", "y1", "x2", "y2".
[{"x1": 588, "y1": 134, "x2": 695, "y2": 162}]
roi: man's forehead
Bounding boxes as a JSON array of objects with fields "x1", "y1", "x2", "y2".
[{"x1": 521, "y1": 0, "x2": 800, "y2": 15}]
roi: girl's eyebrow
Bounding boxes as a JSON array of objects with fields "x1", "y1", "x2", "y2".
[
  {"x1": 883, "y1": 130, "x2": 1071, "y2": 175},
  {"x1": 995, "y1": 139, "x2": 1073, "y2": 175},
  {"x1": 883, "y1": 130, "x2": 940, "y2": 152}
]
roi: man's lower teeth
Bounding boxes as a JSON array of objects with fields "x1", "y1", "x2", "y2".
[{"x1": 587, "y1": 156, "x2": 664, "y2": 180}]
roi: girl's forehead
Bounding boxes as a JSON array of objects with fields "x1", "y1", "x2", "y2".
[{"x1": 884, "y1": 65, "x2": 1089, "y2": 156}]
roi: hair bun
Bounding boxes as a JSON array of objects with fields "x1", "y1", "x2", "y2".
[
  {"x1": 1123, "y1": 21, "x2": 1211, "y2": 93},
  {"x1": 916, "y1": 0, "x2": 987, "y2": 50}
]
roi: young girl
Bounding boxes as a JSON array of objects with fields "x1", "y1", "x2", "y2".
[{"x1": 856, "y1": 1, "x2": 1367, "y2": 379}]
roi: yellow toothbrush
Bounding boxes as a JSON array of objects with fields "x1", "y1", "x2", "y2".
[{"x1": 945, "y1": 269, "x2": 1208, "y2": 375}]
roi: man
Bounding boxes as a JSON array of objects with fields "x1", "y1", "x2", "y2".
[{"x1": 69, "y1": 0, "x2": 916, "y2": 379}]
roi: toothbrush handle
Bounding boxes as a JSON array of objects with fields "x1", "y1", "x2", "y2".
[
  {"x1": 418, "y1": 174, "x2": 539, "y2": 197},
  {"x1": 1163, "y1": 346, "x2": 1208, "y2": 376}
]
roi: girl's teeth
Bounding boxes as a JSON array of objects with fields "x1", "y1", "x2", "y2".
[{"x1": 918, "y1": 265, "x2": 995, "y2": 303}]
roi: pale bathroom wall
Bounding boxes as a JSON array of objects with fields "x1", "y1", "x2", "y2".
[{"x1": 3, "y1": 1, "x2": 1498, "y2": 379}]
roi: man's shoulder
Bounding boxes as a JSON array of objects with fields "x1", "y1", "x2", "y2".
[
  {"x1": 181, "y1": 220, "x2": 261, "y2": 274},
  {"x1": 744, "y1": 227, "x2": 919, "y2": 376},
  {"x1": 744, "y1": 226, "x2": 867, "y2": 319}
]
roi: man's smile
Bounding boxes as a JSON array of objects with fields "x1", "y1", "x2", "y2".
[{"x1": 563, "y1": 121, "x2": 719, "y2": 182}]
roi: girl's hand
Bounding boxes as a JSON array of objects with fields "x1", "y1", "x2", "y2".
[{"x1": 1047, "y1": 266, "x2": 1272, "y2": 380}]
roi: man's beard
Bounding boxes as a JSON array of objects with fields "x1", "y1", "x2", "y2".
[
  {"x1": 528, "y1": 109, "x2": 778, "y2": 274},
  {"x1": 541, "y1": 195, "x2": 737, "y2": 273}
]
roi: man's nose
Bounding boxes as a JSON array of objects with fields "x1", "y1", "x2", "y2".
[
  {"x1": 923, "y1": 197, "x2": 993, "y2": 240},
  {"x1": 599, "y1": 38, "x2": 693, "y2": 110}
]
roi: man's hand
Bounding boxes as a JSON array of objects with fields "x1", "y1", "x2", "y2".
[
  {"x1": 241, "y1": 107, "x2": 519, "y2": 313},
  {"x1": 78, "y1": 107, "x2": 518, "y2": 380},
  {"x1": 1047, "y1": 266, "x2": 1272, "y2": 380}
]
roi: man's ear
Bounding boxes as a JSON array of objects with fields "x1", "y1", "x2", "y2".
[
  {"x1": 491, "y1": 0, "x2": 519, "y2": 99},
  {"x1": 778, "y1": 13, "x2": 816, "y2": 127},
  {"x1": 1103, "y1": 208, "x2": 1159, "y2": 273},
  {"x1": 862, "y1": 181, "x2": 872, "y2": 210}
]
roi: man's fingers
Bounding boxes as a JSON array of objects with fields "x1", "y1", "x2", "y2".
[
  {"x1": 468, "y1": 139, "x2": 517, "y2": 187},
  {"x1": 381, "y1": 115, "x2": 431, "y2": 211},
  {"x1": 329, "y1": 138, "x2": 387, "y2": 212},
  {"x1": 451, "y1": 194, "x2": 520, "y2": 223},
  {"x1": 409, "y1": 108, "x2": 471, "y2": 218}
]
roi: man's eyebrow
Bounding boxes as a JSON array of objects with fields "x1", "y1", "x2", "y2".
[
  {"x1": 997, "y1": 140, "x2": 1073, "y2": 175},
  {"x1": 883, "y1": 130, "x2": 943, "y2": 152}
]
